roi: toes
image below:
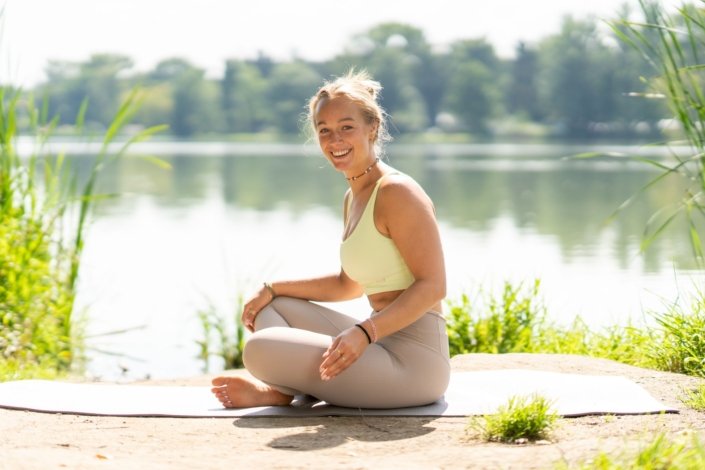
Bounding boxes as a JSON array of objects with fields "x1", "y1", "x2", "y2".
[{"x1": 211, "y1": 376, "x2": 227, "y2": 386}]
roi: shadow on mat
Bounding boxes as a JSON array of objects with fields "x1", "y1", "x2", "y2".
[{"x1": 233, "y1": 416, "x2": 437, "y2": 451}]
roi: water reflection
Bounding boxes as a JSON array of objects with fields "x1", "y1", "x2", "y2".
[{"x1": 79, "y1": 146, "x2": 695, "y2": 271}]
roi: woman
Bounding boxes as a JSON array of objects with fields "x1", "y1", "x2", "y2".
[{"x1": 211, "y1": 70, "x2": 450, "y2": 409}]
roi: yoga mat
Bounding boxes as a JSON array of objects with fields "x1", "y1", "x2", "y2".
[{"x1": 0, "y1": 370, "x2": 677, "y2": 418}]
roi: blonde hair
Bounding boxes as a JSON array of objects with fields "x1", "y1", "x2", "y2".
[{"x1": 306, "y1": 69, "x2": 392, "y2": 155}]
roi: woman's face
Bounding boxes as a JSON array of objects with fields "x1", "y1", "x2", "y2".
[{"x1": 314, "y1": 96, "x2": 377, "y2": 177}]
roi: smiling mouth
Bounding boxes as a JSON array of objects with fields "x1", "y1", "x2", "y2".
[{"x1": 331, "y1": 149, "x2": 351, "y2": 158}]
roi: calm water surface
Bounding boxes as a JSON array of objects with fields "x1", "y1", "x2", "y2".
[{"x1": 55, "y1": 141, "x2": 702, "y2": 380}]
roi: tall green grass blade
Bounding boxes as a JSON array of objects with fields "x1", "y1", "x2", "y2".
[
  {"x1": 687, "y1": 207, "x2": 704, "y2": 263},
  {"x1": 102, "y1": 88, "x2": 142, "y2": 150},
  {"x1": 75, "y1": 97, "x2": 89, "y2": 133},
  {"x1": 640, "y1": 205, "x2": 681, "y2": 252}
]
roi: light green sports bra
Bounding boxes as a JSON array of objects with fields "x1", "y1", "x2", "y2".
[{"x1": 340, "y1": 174, "x2": 415, "y2": 296}]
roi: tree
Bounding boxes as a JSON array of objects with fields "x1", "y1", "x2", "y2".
[
  {"x1": 507, "y1": 42, "x2": 542, "y2": 121},
  {"x1": 334, "y1": 23, "x2": 431, "y2": 132},
  {"x1": 152, "y1": 58, "x2": 220, "y2": 137},
  {"x1": 79, "y1": 54, "x2": 133, "y2": 127},
  {"x1": 445, "y1": 61, "x2": 498, "y2": 135},
  {"x1": 537, "y1": 16, "x2": 614, "y2": 137},
  {"x1": 40, "y1": 54, "x2": 133, "y2": 128},
  {"x1": 266, "y1": 62, "x2": 321, "y2": 134},
  {"x1": 443, "y1": 39, "x2": 502, "y2": 135},
  {"x1": 221, "y1": 60, "x2": 267, "y2": 133}
]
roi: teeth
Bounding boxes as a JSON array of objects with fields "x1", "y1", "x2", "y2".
[{"x1": 332, "y1": 149, "x2": 351, "y2": 157}]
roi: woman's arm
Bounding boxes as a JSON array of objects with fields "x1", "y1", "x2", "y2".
[
  {"x1": 268, "y1": 270, "x2": 363, "y2": 302},
  {"x1": 365, "y1": 175, "x2": 446, "y2": 337},
  {"x1": 241, "y1": 190, "x2": 363, "y2": 331}
]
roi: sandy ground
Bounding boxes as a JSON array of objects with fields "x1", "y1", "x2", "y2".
[{"x1": 1, "y1": 353, "x2": 704, "y2": 470}]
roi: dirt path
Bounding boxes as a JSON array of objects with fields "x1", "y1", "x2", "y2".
[{"x1": 1, "y1": 353, "x2": 703, "y2": 469}]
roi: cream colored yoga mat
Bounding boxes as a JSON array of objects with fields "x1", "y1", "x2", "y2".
[{"x1": 0, "y1": 370, "x2": 677, "y2": 418}]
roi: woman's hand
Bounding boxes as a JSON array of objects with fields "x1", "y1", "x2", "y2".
[
  {"x1": 319, "y1": 326, "x2": 369, "y2": 381},
  {"x1": 241, "y1": 285, "x2": 275, "y2": 332}
]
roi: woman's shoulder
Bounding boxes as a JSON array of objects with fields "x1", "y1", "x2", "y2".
[{"x1": 377, "y1": 171, "x2": 432, "y2": 209}]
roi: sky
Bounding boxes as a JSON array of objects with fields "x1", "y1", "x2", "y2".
[{"x1": 0, "y1": 0, "x2": 679, "y2": 87}]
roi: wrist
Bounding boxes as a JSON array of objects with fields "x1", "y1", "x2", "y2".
[
  {"x1": 263, "y1": 282, "x2": 277, "y2": 301},
  {"x1": 354, "y1": 323, "x2": 372, "y2": 344},
  {"x1": 363, "y1": 318, "x2": 378, "y2": 343}
]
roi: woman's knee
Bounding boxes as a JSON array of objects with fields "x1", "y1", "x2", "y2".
[
  {"x1": 269, "y1": 296, "x2": 310, "y2": 312},
  {"x1": 242, "y1": 330, "x2": 276, "y2": 373}
]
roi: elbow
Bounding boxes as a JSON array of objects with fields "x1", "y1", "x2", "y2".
[
  {"x1": 435, "y1": 282, "x2": 447, "y2": 304},
  {"x1": 417, "y1": 277, "x2": 446, "y2": 304}
]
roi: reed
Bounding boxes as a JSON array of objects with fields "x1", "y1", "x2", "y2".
[
  {"x1": 0, "y1": 86, "x2": 166, "y2": 380},
  {"x1": 607, "y1": 0, "x2": 705, "y2": 263},
  {"x1": 196, "y1": 294, "x2": 246, "y2": 372}
]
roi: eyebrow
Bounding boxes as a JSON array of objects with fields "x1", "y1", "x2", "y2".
[{"x1": 316, "y1": 116, "x2": 355, "y2": 127}]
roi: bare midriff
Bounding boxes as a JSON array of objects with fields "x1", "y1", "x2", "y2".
[{"x1": 368, "y1": 289, "x2": 443, "y2": 317}]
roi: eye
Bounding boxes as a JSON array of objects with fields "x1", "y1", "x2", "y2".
[
  {"x1": 342, "y1": 125, "x2": 354, "y2": 131},
  {"x1": 318, "y1": 128, "x2": 329, "y2": 135}
]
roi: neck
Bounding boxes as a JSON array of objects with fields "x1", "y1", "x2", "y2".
[{"x1": 346, "y1": 157, "x2": 380, "y2": 182}]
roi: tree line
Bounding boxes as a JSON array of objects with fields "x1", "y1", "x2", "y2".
[{"x1": 31, "y1": 7, "x2": 674, "y2": 139}]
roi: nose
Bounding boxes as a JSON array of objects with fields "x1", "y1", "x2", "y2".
[{"x1": 331, "y1": 130, "x2": 343, "y2": 141}]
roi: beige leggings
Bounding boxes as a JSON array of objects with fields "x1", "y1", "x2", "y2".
[{"x1": 244, "y1": 296, "x2": 450, "y2": 408}]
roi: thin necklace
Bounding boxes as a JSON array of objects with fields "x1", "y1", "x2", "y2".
[{"x1": 347, "y1": 158, "x2": 380, "y2": 181}]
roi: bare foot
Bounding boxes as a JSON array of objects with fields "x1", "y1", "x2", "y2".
[{"x1": 211, "y1": 372, "x2": 293, "y2": 408}]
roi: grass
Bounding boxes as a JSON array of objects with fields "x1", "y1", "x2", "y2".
[
  {"x1": 649, "y1": 289, "x2": 705, "y2": 378},
  {"x1": 680, "y1": 383, "x2": 705, "y2": 412},
  {"x1": 0, "y1": 86, "x2": 166, "y2": 381},
  {"x1": 563, "y1": 432, "x2": 705, "y2": 469},
  {"x1": 446, "y1": 280, "x2": 543, "y2": 356},
  {"x1": 467, "y1": 394, "x2": 558, "y2": 443},
  {"x1": 446, "y1": 279, "x2": 705, "y2": 378},
  {"x1": 196, "y1": 294, "x2": 246, "y2": 372}
]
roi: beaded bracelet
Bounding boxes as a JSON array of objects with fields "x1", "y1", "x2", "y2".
[
  {"x1": 354, "y1": 324, "x2": 372, "y2": 344},
  {"x1": 364, "y1": 318, "x2": 378, "y2": 343},
  {"x1": 263, "y1": 282, "x2": 277, "y2": 299}
]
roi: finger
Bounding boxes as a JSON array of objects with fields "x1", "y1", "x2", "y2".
[
  {"x1": 320, "y1": 348, "x2": 352, "y2": 380},
  {"x1": 322, "y1": 338, "x2": 341, "y2": 359},
  {"x1": 241, "y1": 307, "x2": 259, "y2": 332}
]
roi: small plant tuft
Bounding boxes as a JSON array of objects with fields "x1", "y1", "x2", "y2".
[
  {"x1": 680, "y1": 383, "x2": 705, "y2": 412},
  {"x1": 467, "y1": 394, "x2": 557, "y2": 444}
]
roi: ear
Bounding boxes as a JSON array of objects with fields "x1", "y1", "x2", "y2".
[{"x1": 368, "y1": 121, "x2": 379, "y2": 141}]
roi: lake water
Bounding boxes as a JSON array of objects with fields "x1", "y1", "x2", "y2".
[{"x1": 47, "y1": 140, "x2": 702, "y2": 380}]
